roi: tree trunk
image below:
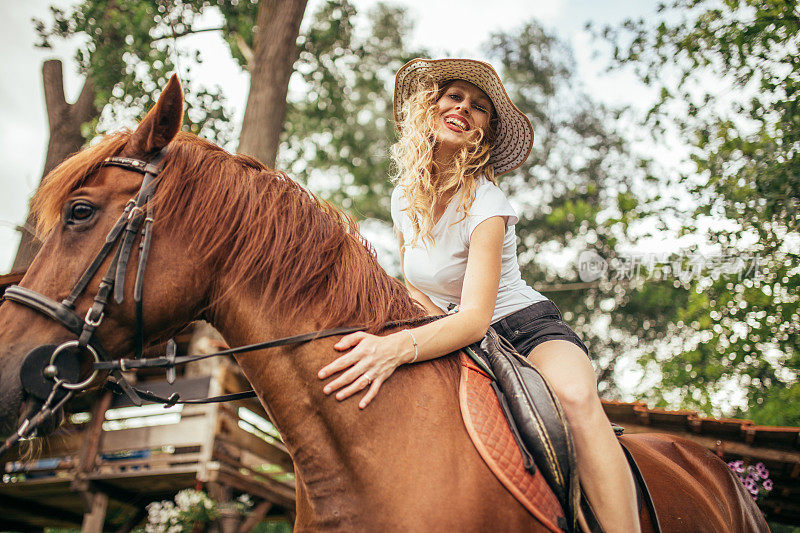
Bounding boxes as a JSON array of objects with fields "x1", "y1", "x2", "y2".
[
  {"x1": 12, "y1": 60, "x2": 97, "y2": 271},
  {"x1": 237, "y1": 0, "x2": 308, "y2": 167}
]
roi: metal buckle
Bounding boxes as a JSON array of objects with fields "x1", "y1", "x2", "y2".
[
  {"x1": 127, "y1": 206, "x2": 144, "y2": 220},
  {"x1": 85, "y1": 307, "x2": 104, "y2": 327}
]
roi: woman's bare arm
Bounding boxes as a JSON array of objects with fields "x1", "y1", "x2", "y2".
[{"x1": 318, "y1": 217, "x2": 506, "y2": 408}]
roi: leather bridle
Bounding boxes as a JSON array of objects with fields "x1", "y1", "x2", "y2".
[
  {"x1": 0, "y1": 146, "x2": 436, "y2": 455},
  {"x1": 0, "y1": 148, "x2": 169, "y2": 454}
]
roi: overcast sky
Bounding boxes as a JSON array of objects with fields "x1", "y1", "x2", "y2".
[{"x1": 0, "y1": 0, "x2": 661, "y2": 272}]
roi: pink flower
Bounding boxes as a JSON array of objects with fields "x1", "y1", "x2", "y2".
[
  {"x1": 728, "y1": 460, "x2": 745, "y2": 473},
  {"x1": 763, "y1": 479, "x2": 773, "y2": 491}
]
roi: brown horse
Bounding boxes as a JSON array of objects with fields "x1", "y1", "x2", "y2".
[{"x1": 0, "y1": 76, "x2": 767, "y2": 532}]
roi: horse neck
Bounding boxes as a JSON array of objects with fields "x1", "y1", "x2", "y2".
[{"x1": 210, "y1": 289, "x2": 464, "y2": 528}]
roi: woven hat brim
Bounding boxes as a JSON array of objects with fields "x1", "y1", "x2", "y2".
[{"x1": 393, "y1": 58, "x2": 533, "y2": 177}]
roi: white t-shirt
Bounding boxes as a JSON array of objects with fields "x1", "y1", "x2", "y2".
[{"x1": 391, "y1": 177, "x2": 547, "y2": 323}]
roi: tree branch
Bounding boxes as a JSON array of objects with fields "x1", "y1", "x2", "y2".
[
  {"x1": 71, "y1": 76, "x2": 96, "y2": 124},
  {"x1": 150, "y1": 26, "x2": 224, "y2": 44},
  {"x1": 42, "y1": 60, "x2": 67, "y2": 130},
  {"x1": 235, "y1": 32, "x2": 254, "y2": 70}
]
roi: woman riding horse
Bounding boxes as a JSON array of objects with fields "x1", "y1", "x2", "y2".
[
  {"x1": 316, "y1": 58, "x2": 638, "y2": 532},
  {"x1": 0, "y1": 74, "x2": 767, "y2": 532}
]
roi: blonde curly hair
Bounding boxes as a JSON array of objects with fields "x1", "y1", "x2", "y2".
[{"x1": 391, "y1": 79, "x2": 497, "y2": 246}]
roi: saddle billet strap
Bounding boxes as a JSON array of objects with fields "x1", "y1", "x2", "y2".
[
  {"x1": 463, "y1": 345, "x2": 496, "y2": 379},
  {"x1": 579, "y1": 493, "x2": 604, "y2": 533},
  {"x1": 490, "y1": 380, "x2": 536, "y2": 473}
]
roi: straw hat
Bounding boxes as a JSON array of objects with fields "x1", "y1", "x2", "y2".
[{"x1": 393, "y1": 58, "x2": 534, "y2": 176}]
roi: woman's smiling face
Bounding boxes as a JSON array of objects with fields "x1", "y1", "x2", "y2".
[{"x1": 434, "y1": 80, "x2": 494, "y2": 148}]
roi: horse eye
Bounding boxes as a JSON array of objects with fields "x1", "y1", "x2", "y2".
[{"x1": 69, "y1": 202, "x2": 95, "y2": 223}]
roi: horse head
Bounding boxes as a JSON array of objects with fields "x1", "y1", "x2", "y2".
[{"x1": 0, "y1": 75, "x2": 211, "y2": 440}]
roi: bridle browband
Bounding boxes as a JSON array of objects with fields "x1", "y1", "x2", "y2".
[{"x1": 0, "y1": 145, "x2": 439, "y2": 456}]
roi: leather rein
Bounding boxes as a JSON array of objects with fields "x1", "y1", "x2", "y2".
[{"x1": 0, "y1": 146, "x2": 427, "y2": 455}]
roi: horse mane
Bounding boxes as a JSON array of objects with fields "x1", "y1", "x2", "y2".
[{"x1": 33, "y1": 131, "x2": 426, "y2": 331}]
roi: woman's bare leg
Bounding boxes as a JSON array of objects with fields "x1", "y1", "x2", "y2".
[{"x1": 527, "y1": 340, "x2": 640, "y2": 533}]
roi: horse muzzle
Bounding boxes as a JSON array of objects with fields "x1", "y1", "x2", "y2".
[{"x1": 0, "y1": 343, "x2": 90, "y2": 443}]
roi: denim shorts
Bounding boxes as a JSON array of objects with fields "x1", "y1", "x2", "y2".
[{"x1": 490, "y1": 300, "x2": 589, "y2": 358}]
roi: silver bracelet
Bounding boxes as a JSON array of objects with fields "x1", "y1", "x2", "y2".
[{"x1": 403, "y1": 329, "x2": 419, "y2": 363}]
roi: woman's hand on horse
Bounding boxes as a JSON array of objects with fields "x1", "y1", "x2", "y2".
[{"x1": 318, "y1": 331, "x2": 414, "y2": 409}]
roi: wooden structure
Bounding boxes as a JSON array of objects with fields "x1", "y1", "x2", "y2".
[
  {"x1": 0, "y1": 290, "x2": 295, "y2": 531},
  {"x1": 0, "y1": 366, "x2": 295, "y2": 531}
]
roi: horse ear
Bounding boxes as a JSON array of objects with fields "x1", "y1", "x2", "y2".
[{"x1": 129, "y1": 74, "x2": 183, "y2": 154}]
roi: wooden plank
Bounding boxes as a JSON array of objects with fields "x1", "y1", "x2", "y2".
[
  {"x1": 96, "y1": 452, "x2": 203, "y2": 472},
  {"x1": 750, "y1": 426, "x2": 800, "y2": 449},
  {"x1": 89, "y1": 472, "x2": 198, "y2": 498},
  {"x1": 619, "y1": 423, "x2": 800, "y2": 464},
  {"x1": 0, "y1": 476, "x2": 76, "y2": 491},
  {"x1": 215, "y1": 466, "x2": 295, "y2": 509},
  {"x1": 215, "y1": 413, "x2": 292, "y2": 471},
  {"x1": 88, "y1": 465, "x2": 199, "y2": 482},
  {"x1": 81, "y1": 491, "x2": 109, "y2": 533},
  {"x1": 239, "y1": 448, "x2": 292, "y2": 476},
  {"x1": 100, "y1": 415, "x2": 211, "y2": 453},
  {"x1": 0, "y1": 491, "x2": 84, "y2": 524},
  {"x1": 238, "y1": 501, "x2": 273, "y2": 533},
  {"x1": 78, "y1": 391, "x2": 113, "y2": 474},
  {"x1": 215, "y1": 446, "x2": 294, "y2": 490}
]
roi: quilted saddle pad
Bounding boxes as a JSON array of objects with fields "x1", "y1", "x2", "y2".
[{"x1": 458, "y1": 351, "x2": 564, "y2": 532}]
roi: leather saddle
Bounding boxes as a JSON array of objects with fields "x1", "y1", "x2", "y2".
[
  {"x1": 468, "y1": 327, "x2": 580, "y2": 530},
  {"x1": 466, "y1": 327, "x2": 661, "y2": 533}
]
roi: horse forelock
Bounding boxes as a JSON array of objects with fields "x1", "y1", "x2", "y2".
[
  {"x1": 34, "y1": 130, "x2": 424, "y2": 331},
  {"x1": 32, "y1": 131, "x2": 133, "y2": 237}
]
